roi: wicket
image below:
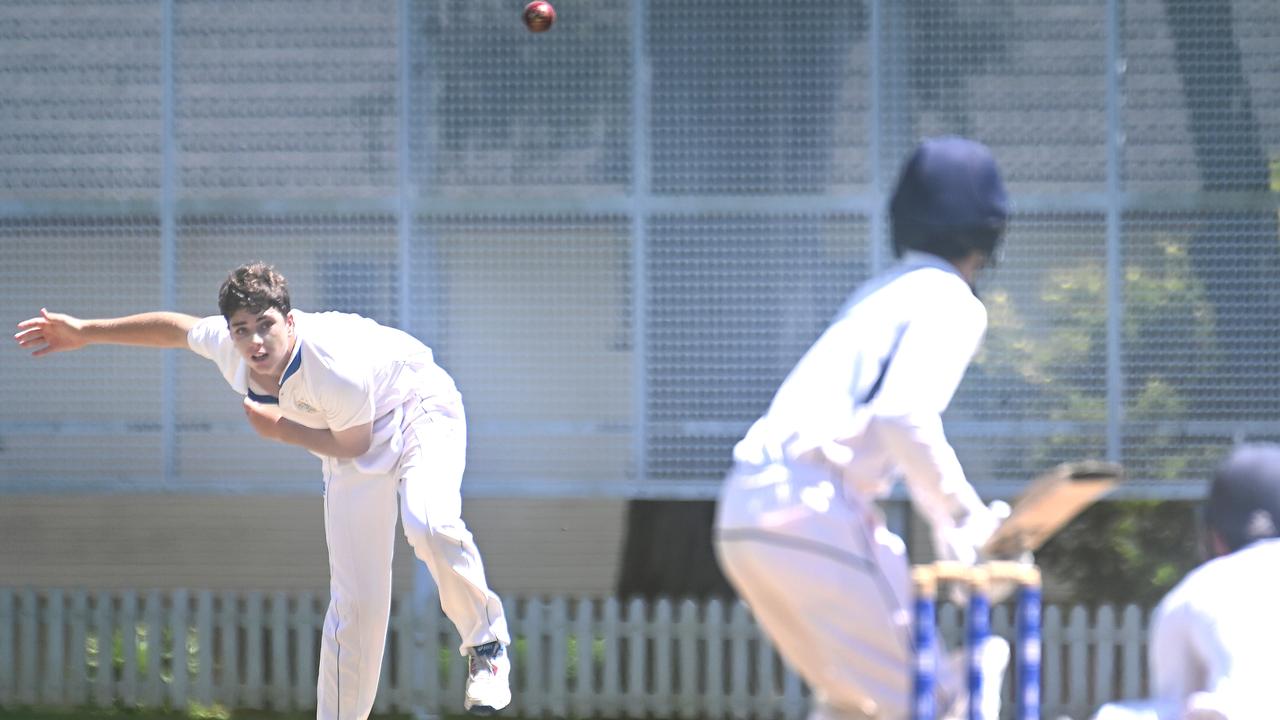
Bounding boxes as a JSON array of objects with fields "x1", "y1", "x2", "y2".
[{"x1": 911, "y1": 561, "x2": 1042, "y2": 720}]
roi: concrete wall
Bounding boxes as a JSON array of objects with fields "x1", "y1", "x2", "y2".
[{"x1": 0, "y1": 495, "x2": 626, "y2": 597}]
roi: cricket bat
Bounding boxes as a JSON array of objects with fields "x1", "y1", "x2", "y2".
[{"x1": 982, "y1": 460, "x2": 1124, "y2": 559}]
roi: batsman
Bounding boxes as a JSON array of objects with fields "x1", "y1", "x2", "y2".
[{"x1": 715, "y1": 137, "x2": 1016, "y2": 720}]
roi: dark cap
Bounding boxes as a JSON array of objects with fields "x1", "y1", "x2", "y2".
[
  {"x1": 1206, "y1": 443, "x2": 1280, "y2": 553},
  {"x1": 890, "y1": 136, "x2": 1009, "y2": 235}
]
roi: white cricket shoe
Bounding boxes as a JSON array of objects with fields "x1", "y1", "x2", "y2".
[{"x1": 464, "y1": 641, "x2": 512, "y2": 715}]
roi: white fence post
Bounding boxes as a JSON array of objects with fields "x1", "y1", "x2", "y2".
[
  {"x1": 525, "y1": 595, "x2": 547, "y2": 717},
  {"x1": 676, "y1": 598, "x2": 699, "y2": 720},
  {"x1": 293, "y1": 590, "x2": 317, "y2": 711},
  {"x1": 1120, "y1": 604, "x2": 1145, "y2": 697},
  {"x1": 17, "y1": 588, "x2": 36, "y2": 706},
  {"x1": 1093, "y1": 604, "x2": 1117, "y2": 710},
  {"x1": 749, "y1": 613, "x2": 775, "y2": 719},
  {"x1": 269, "y1": 590, "x2": 288, "y2": 711},
  {"x1": 142, "y1": 589, "x2": 164, "y2": 708},
  {"x1": 1066, "y1": 605, "x2": 1091, "y2": 720},
  {"x1": 704, "y1": 598, "x2": 725, "y2": 720},
  {"x1": 572, "y1": 596, "x2": 595, "y2": 718},
  {"x1": 67, "y1": 590, "x2": 88, "y2": 706},
  {"x1": 118, "y1": 589, "x2": 138, "y2": 707},
  {"x1": 0, "y1": 588, "x2": 13, "y2": 706},
  {"x1": 727, "y1": 601, "x2": 750, "y2": 720},
  {"x1": 243, "y1": 591, "x2": 263, "y2": 709},
  {"x1": 216, "y1": 590, "x2": 239, "y2": 707},
  {"x1": 195, "y1": 590, "x2": 214, "y2": 707},
  {"x1": 548, "y1": 595, "x2": 571, "y2": 718},
  {"x1": 625, "y1": 596, "x2": 647, "y2": 717},
  {"x1": 1042, "y1": 605, "x2": 1064, "y2": 718},
  {"x1": 41, "y1": 589, "x2": 64, "y2": 706},
  {"x1": 781, "y1": 662, "x2": 805, "y2": 720},
  {"x1": 170, "y1": 588, "x2": 191, "y2": 708},
  {"x1": 601, "y1": 597, "x2": 621, "y2": 717},
  {"x1": 652, "y1": 597, "x2": 674, "y2": 720},
  {"x1": 90, "y1": 590, "x2": 113, "y2": 707}
]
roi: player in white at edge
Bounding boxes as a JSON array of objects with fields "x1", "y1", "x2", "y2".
[
  {"x1": 15, "y1": 262, "x2": 512, "y2": 719},
  {"x1": 714, "y1": 137, "x2": 1015, "y2": 720},
  {"x1": 1091, "y1": 443, "x2": 1280, "y2": 720}
]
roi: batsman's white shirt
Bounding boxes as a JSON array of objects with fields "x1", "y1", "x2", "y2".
[
  {"x1": 726, "y1": 250, "x2": 990, "y2": 528},
  {"x1": 716, "y1": 251, "x2": 995, "y2": 720},
  {"x1": 188, "y1": 309, "x2": 462, "y2": 473}
]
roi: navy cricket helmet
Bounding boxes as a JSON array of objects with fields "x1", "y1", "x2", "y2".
[
  {"x1": 889, "y1": 136, "x2": 1009, "y2": 261},
  {"x1": 1205, "y1": 443, "x2": 1280, "y2": 553}
]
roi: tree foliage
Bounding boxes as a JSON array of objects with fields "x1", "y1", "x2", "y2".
[
  {"x1": 1036, "y1": 500, "x2": 1200, "y2": 606},
  {"x1": 974, "y1": 232, "x2": 1222, "y2": 605}
]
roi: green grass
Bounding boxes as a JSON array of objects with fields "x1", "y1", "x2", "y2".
[
  {"x1": 0, "y1": 710, "x2": 424, "y2": 720},
  {"x1": 0, "y1": 707, "x2": 586, "y2": 720}
]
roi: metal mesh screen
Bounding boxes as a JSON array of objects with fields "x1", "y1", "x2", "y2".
[
  {"x1": 646, "y1": 215, "x2": 868, "y2": 487},
  {"x1": 1119, "y1": 211, "x2": 1280, "y2": 484},
  {"x1": 649, "y1": 2, "x2": 871, "y2": 194},
  {"x1": 2, "y1": 0, "x2": 1279, "y2": 497},
  {"x1": 0, "y1": 217, "x2": 164, "y2": 483},
  {"x1": 1123, "y1": 0, "x2": 1280, "y2": 192},
  {"x1": 175, "y1": 0, "x2": 399, "y2": 196},
  {"x1": 950, "y1": 214, "x2": 1110, "y2": 491},
  {"x1": 0, "y1": 1, "x2": 162, "y2": 198},
  {"x1": 885, "y1": 0, "x2": 1109, "y2": 193},
  {"x1": 411, "y1": 0, "x2": 632, "y2": 194},
  {"x1": 414, "y1": 215, "x2": 633, "y2": 494}
]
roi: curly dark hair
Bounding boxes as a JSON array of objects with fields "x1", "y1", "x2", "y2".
[{"x1": 218, "y1": 262, "x2": 292, "y2": 321}]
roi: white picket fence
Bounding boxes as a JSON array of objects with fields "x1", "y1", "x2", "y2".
[{"x1": 0, "y1": 588, "x2": 1148, "y2": 720}]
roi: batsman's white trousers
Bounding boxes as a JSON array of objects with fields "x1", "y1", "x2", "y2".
[
  {"x1": 317, "y1": 403, "x2": 509, "y2": 720},
  {"x1": 715, "y1": 460, "x2": 961, "y2": 720}
]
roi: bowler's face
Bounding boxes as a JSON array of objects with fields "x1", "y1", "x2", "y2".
[{"x1": 228, "y1": 307, "x2": 294, "y2": 378}]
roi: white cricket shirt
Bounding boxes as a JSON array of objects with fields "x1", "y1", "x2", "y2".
[
  {"x1": 1148, "y1": 537, "x2": 1280, "y2": 717},
  {"x1": 188, "y1": 310, "x2": 461, "y2": 473},
  {"x1": 732, "y1": 251, "x2": 989, "y2": 527}
]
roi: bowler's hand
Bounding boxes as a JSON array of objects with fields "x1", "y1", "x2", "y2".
[
  {"x1": 243, "y1": 397, "x2": 284, "y2": 441},
  {"x1": 14, "y1": 308, "x2": 87, "y2": 357}
]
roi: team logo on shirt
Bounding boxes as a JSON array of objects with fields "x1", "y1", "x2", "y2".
[{"x1": 295, "y1": 398, "x2": 319, "y2": 413}]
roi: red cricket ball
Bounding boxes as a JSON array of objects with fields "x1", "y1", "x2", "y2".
[{"x1": 523, "y1": 0, "x2": 555, "y2": 33}]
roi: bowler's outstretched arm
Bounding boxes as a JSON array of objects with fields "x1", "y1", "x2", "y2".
[{"x1": 15, "y1": 308, "x2": 198, "y2": 356}]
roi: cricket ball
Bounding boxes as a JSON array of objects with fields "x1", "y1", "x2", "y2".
[{"x1": 523, "y1": 1, "x2": 555, "y2": 33}]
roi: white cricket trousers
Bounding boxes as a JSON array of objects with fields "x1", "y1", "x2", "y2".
[
  {"x1": 316, "y1": 405, "x2": 509, "y2": 720},
  {"x1": 714, "y1": 460, "x2": 959, "y2": 720}
]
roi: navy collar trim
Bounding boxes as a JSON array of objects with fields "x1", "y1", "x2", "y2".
[
  {"x1": 247, "y1": 388, "x2": 279, "y2": 405},
  {"x1": 280, "y1": 340, "x2": 303, "y2": 385}
]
